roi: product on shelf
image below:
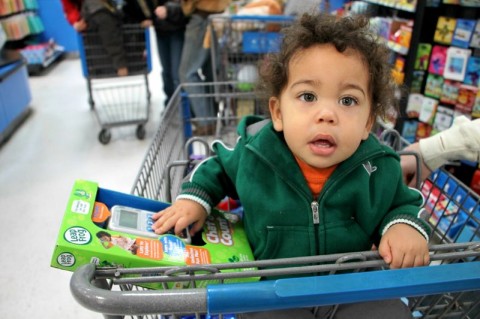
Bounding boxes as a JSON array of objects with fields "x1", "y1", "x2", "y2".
[
  {"x1": 419, "y1": 96, "x2": 439, "y2": 125},
  {"x1": 441, "y1": 79, "x2": 461, "y2": 104},
  {"x1": 428, "y1": 45, "x2": 448, "y2": 75},
  {"x1": 414, "y1": 43, "x2": 432, "y2": 71},
  {"x1": 425, "y1": 73, "x2": 444, "y2": 99},
  {"x1": 432, "y1": 105, "x2": 454, "y2": 132},
  {"x1": 451, "y1": 18, "x2": 476, "y2": 48},
  {"x1": 443, "y1": 46, "x2": 471, "y2": 82},
  {"x1": 472, "y1": 91, "x2": 480, "y2": 117},
  {"x1": 470, "y1": 20, "x2": 480, "y2": 48},
  {"x1": 406, "y1": 93, "x2": 424, "y2": 118},
  {"x1": 411, "y1": 70, "x2": 425, "y2": 93},
  {"x1": 464, "y1": 56, "x2": 480, "y2": 86},
  {"x1": 434, "y1": 16, "x2": 456, "y2": 45},
  {"x1": 455, "y1": 84, "x2": 478, "y2": 114}
]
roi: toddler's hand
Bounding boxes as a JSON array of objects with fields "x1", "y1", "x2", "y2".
[
  {"x1": 152, "y1": 199, "x2": 207, "y2": 237},
  {"x1": 378, "y1": 223, "x2": 430, "y2": 269}
]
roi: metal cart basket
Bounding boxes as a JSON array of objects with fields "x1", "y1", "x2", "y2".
[
  {"x1": 71, "y1": 84, "x2": 480, "y2": 318},
  {"x1": 209, "y1": 14, "x2": 294, "y2": 87},
  {"x1": 78, "y1": 24, "x2": 152, "y2": 144}
]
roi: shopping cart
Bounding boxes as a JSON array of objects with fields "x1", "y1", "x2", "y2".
[
  {"x1": 78, "y1": 24, "x2": 152, "y2": 144},
  {"x1": 70, "y1": 84, "x2": 480, "y2": 318},
  {"x1": 209, "y1": 14, "x2": 294, "y2": 88},
  {"x1": 131, "y1": 82, "x2": 261, "y2": 203}
]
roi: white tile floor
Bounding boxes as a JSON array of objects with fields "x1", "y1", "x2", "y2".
[{"x1": 0, "y1": 32, "x2": 165, "y2": 318}]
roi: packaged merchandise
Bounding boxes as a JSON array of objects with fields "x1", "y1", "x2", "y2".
[
  {"x1": 419, "y1": 96, "x2": 439, "y2": 125},
  {"x1": 464, "y1": 56, "x2": 480, "y2": 87},
  {"x1": 470, "y1": 20, "x2": 480, "y2": 48},
  {"x1": 441, "y1": 80, "x2": 461, "y2": 105},
  {"x1": 451, "y1": 19, "x2": 476, "y2": 48},
  {"x1": 424, "y1": 73, "x2": 444, "y2": 99},
  {"x1": 428, "y1": 45, "x2": 448, "y2": 75},
  {"x1": 51, "y1": 180, "x2": 257, "y2": 289},
  {"x1": 432, "y1": 105, "x2": 454, "y2": 132},
  {"x1": 434, "y1": 16, "x2": 456, "y2": 44},
  {"x1": 443, "y1": 47, "x2": 471, "y2": 82},
  {"x1": 414, "y1": 43, "x2": 432, "y2": 71}
]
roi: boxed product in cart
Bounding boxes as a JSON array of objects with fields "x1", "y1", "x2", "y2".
[{"x1": 51, "y1": 180, "x2": 257, "y2": 288}]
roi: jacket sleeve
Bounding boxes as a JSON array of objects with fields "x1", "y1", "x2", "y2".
[
  {"x1": 177, "y1": 141, "x2": 241, "y2": 214},
  {"x1": 419, "y1": 115, "x2": 480, "y2": 170},
  {"x1": 60, "y1": 0, "x2": 82, "y2": 25}
]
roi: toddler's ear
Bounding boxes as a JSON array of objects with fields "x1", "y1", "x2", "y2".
[
  {"x1": 269, "y1": 97, "x2": 283, "y2": 132},
  {"x1": 363, "y1": 115, "x2": 375, "y2": 140}
]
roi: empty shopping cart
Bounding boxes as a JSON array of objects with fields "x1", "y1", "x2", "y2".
[{"x1": 78, "y1": 23, "x2": 152, "y2": 144}]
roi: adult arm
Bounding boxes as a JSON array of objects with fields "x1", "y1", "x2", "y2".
[
  {"x1": 401, "y1": 116, "x2": 480, "y2": 185},
  {"x1": 420, "y1": 116, "x2": 480, "y2": 169},
  {"x1": 60, "y1": 0, "x2": 82, "y2": 25}
]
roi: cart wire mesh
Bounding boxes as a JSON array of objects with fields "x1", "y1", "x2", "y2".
[{"x1": 209, "y1": 14, "x2": 295, "y2": 85}]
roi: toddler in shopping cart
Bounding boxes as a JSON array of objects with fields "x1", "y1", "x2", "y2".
[
  {"x1": 61, "y1": 0, "x2": 129, "y2": 76},
  {"x1": 152, "y1": 12, "x2": 430, "y2": 318}
]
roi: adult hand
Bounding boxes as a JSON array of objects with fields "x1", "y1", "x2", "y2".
[
  {"x1": 141, "y1": 19, "x2": 153, "y2": 28},
  {"x1": 155, "y1": 6, "x2": 167, "y2": 19},
  {"x1": 73, "y1": 19, "x2": 87, "y2": 32},
  {"x1": 400, "y1": 142, "x2": 432, "y2": 187}
]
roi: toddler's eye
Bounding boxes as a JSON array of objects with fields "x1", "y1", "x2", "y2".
[
  {"x1": 340, "y1": 97, "x2": 358, "y2": 106},
  {"x1": 300, "y1": 93, "x2": 316, "y2": 102}
]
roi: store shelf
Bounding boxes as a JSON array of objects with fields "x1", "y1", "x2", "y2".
[
  {"x1": 362, "y1": 0, "x2": 416, "y2": 12},
  {"x1": 0, "y1": 59, "x2": 32, "y2": 145},
  {"x1": 26, "y1": 47, "x2": 64, "y2": 75}
]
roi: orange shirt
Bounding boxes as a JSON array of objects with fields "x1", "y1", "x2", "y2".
[{"x1": 295, "y1": 156, "x2": 337, "y2": 198}]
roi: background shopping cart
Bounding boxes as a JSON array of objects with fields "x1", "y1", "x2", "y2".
[
  {"x1": 209, "y1": 15, "x2": 294, "y2": 89},
  {"x1": 78, "y1": 24, "x2": 152, "y2": 144},
  {"x1": 71, "y1": 83, "x2": 480, "y2": 318}
]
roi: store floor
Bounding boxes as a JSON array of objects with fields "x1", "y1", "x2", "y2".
[{"x1": 0, "y1": 33, "x2": 166, "y2": 318}]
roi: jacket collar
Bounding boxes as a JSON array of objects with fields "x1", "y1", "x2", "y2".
[{"x1": 241, "y1": 116, "x2": 391, "y2": 191}]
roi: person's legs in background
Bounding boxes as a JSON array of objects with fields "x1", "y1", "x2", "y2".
[
  {"x1": 155, "y1": 29, "x2": 185, "y2": 105},
  {"x1": 179, "y1": 14, "x2": 215, "y2": 133}
]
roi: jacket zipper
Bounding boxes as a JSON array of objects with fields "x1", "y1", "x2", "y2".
[{"x1": 311, "y1": 201, "x2": 320, "y2": 224}]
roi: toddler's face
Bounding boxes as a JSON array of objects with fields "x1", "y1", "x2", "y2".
[{"x1": 269, "y1": 44, "x2": 373, "y2": 169}]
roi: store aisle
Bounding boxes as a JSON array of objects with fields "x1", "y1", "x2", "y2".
[{"x1": 0, "y1": 31, "x2": 165, "y2": 318}]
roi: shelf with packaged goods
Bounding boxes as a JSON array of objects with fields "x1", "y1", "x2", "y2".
[
  {"x1": 0, "y1": 0, "x2": 64, "y2": 75},
  {"x1": 361, "y1": 0, "x2": 416, "y2": 13},
  {"x1": 353, "y1": 0, "x2": 426, "y2": 103}
]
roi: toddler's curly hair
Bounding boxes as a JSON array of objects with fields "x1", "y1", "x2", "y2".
[{"x1": 258, "y1": 13, "x2": 397, "y2": 120}]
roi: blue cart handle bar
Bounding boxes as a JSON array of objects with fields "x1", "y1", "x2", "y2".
[
  {"x1": 207, "y1": 261, "x2": 480, "y2": 314},
  {"x1": 225, "y1": 15, "x2": 295, "y2": 22},
  {"x1": 71, "y1": 261, "x2": 480, "y2": 316}
]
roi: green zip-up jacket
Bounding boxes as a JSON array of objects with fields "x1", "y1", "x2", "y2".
[{"x1": 179, "y1": 116, "x2": 430, "y2": 260}]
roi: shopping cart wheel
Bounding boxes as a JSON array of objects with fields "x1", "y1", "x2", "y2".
[
  {"x1": 98, "y1": 129, "x2": 111, "y2": 144},
  {"x1": 136, "y1": 125, "x2": 146, "y2": 140}
]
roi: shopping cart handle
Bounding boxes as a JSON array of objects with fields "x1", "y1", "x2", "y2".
[
  {"x1": 207, "y1": 261, "x2": 480, "y2": 314},
  {"x1": 229, "y1": 15, "x2": 295, "y2": 22},
  {"x1": 70, "y1": 263, "x2": 208, "y2": 316}
]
